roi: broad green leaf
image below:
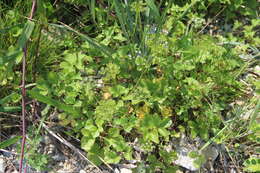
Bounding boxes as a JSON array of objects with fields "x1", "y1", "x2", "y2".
[
  {"x1": 109, "y1": 85, "x2": 128, "y2": 97},
  {"x1": 158, "y1": 128, "x2": 170, "y2": 138},
  {"x1": 108, "y1": 128, "x2": 120, "y2": 137},
  {"x1": 81, "y1": 136, "x2": 96, "y2": 151},
  {"x1": 95, "y1": 99, "x2": 117, "y2": 121},
  {"x1": 81, "y1": 122, "x2": 99, "y2": 138},
  {"x1": 104, "y1": 150, "x2": 121, "y2": 164},
  {"x1": 0, "y1": 136, "x2": 21, "y2": 149},
  {"x1": 105, "y1": 137, "x2": 127, "y2": 152},
  {"x1": 159, "y1": 118, "x2": 172, "y2": 128},
  {"x1": 144, "y1": 129, "x2": 159, "y2": 143},
  {"x1": 28, "y1": 90, "x2": 80, "y2": 117},
  {"x1": 87, "y1": 143, "x2": 104, "y2": 165}
]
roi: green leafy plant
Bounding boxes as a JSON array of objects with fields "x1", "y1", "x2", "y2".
[
  {"x1": 0, "y1": 0, "x2": 259, "y2": 172},
  {"x1": 244, "y1": 157, "x2": 260, "y2": 172}
]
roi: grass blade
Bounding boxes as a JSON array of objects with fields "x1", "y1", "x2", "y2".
[
  {"x1": 0, "y1": 106, "x2": 22, "y2": 112},
  {"x1": 0, "y1": 21, "x2": 35, "y2": 65},
  {"x1": 0, "y1": 49, "x2": 22, "y2": 65},
  {"x1": 90, "y1": 0, "x2": 96, "y2": 24},
  {"x1": 146, "y1": 0, "x2": 160, "y2": 23},
  {"x1": 0, "y1": 136, "x2": 21, "y2": 149},
  {"x1": 249, "y1": 98, "x2": 260, "y2": 129},
  {"x1": 0, "y1": 93, "x2": 19, "y2": 105},
  {"x1": 28, "y1": 89, "x2": 80, "y2": 117},
  {"x1": 17, "y1": 20, "x2": 35, "y2": 49},
  {"x1": 50, "y1": 23, "x2": 113, "y2": 57},
  {"x1": 113, "y1": 0, "x2": 128, "y2": 38},
  {"x1": 0, "y1": 23, "x2": 24, "y2": 34}
]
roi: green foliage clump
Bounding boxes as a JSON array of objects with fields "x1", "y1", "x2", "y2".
[{"x1": 0, "y1": 0, "x2": 258, "y2": 172}]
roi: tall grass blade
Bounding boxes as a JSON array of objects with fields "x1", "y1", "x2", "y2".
[
  {"x1": 0, "y1": 23, "x2": 24, "y2": 34},
  {"x1": 28, "y1": 90, "x2": 80, "y2": 117},
  {"x1": 90, "y1": 0, "x2": 96, "y2": 24},
  {"x1": 0, "y1": 50, "x2": 22, "y2": 65},
  {"x1": 249, "y1": 98, "x2": 260, "y2": 129},
  {"x1": 17, "y1": 20, "x2": 35, "y2": 49},
  {"x1": 0, "y1": 93, "x2": 19, "y2": 105},
  {"x1": 50, "y1": 23, "x2": 113, "y2": 57},
  {"x1": 113, "y1": 0, "x2": 128, "y2": 38},
  {"x1": 0, "y1": 106, "x2": 22, "y2": 112},
  {"x1": 0, "y1": 136, "x2": 21, "y2": 149},
  {"x1": 146, "y1": 0, "x2": 160, "y2": 23},
  {"x1": 0, "y1": 21, "x2": 34, "y2": 65}
]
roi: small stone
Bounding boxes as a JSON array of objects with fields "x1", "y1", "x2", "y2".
[
  {"x1": 254, "y1": 65, "x2": 260, "y2": 75},
  {"x1": 172, "y1": 135, "x2": 219, "y2": 171},
  {"x1": 241, "y1": 109, "x2": 254, "y2": 120},
  {"x1": 173, "y1": 147, "x2": 198, "y2": 171},
  {"x1": 120, "y1": 168, "x2": 132, "y2": 173},
  {"x1": 114, "y1": 168, "x2": 120, "y2": 173},
  {"x1": 175, "y1": 170, "x2": 183, "y2": 173},
  {"x1": 42, "y1": 135, "x2": 52, "y2": 144},
  {"x1": 79, "y1": 170, "x2": 86, "y2": 173},
  {"x1": 52, "y1": 154, "x2": 66, "y2": 161},
  {"x1": 0, "y1": 157, "x2": 6, "y2": 173}
]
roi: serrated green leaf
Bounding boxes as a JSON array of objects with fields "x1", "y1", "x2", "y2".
[
  {"x1": 158, "y1": 128, "x2": 170, "y2": 138},
  {"x1": 95, "y1": 99, "x2": 117, "y2": 121},
  {"x1": 81, "y1": 136, "x2": 96, "y2": 151},
  {"x1": 104, "y1": 149, "x2": 121, "y2": 164},
  {"x1": 144, "y1": 129, "x2": 159, "y2": 143},
  {"x1": 109, "y1": 85, "x2": 128, "y2": 97}
]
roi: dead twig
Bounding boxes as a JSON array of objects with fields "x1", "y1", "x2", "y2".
[
  {"x1": 198, "y1": 6, "x2": 226, "y2": 34},
  {"x1": 42, "y1": 123, "x2": 105, "y2": 173}
]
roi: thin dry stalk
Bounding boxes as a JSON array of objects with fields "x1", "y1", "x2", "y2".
[
  {"x1": 19, "y1": 1, "x2": 37, "y2": 173},
  {"x1": 42, "y1": 123, "x2": 104, "y2": 173}
]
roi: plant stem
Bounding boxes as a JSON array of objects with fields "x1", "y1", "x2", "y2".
[{"x1": 19, "y1": 1, "x2": 36, "y2": 173}]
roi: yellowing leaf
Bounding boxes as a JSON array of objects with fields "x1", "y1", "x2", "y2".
[
  {"x1": 103, "y1": 92, "x2": 111, "y2": 99},
  {"x1": 160, "y1": 106, "x2": 172, "y2": 117},
  {"x1": 136, "y1": 104, "x2": 150, "y2": 119},
  {"x1": 137, "y1": 111, "x2": 145, "y2": 119}
]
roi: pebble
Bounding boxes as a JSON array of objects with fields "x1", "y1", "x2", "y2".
[
  {"x1": 120, "y1": 168, "x2": 132, "y2": 173},
  {"x1": 79, "y1": 170, "x2": 86, "y2": 173},
  {"x1": 115, "y1": 168, "x2": 132, "y2": 173},
  {"x1": 172, "y1": 135, "x2": 219, "y2": 171},
  {"x1": 0, "y1": 157, "x2": 6, "y2": 173}
]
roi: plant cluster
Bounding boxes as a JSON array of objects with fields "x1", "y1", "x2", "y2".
[{"x1": 0, "y1": 0, "x2": 259, "y2": 172}]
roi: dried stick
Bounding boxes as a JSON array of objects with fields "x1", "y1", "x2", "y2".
[
  {"x1": 42, "y1": 123, "x2": 104, "y2": 173},
  {"x1": 197, "y1": 6, "x2": 226, "y2": 34},
  {"x1": 19, "y1": 1, "x2": 37, "y2": 173}
]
